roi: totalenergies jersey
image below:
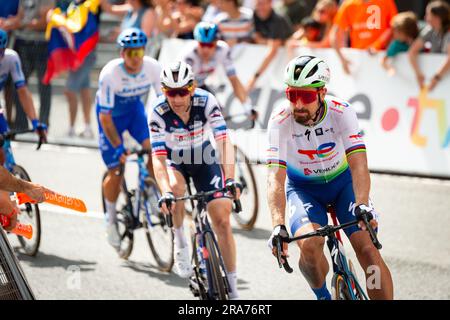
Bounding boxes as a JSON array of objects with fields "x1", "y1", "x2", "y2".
[
  {"x1": 96, "y1": 56, "x2": 162, "y2": 117},
  {"x1": 267, "y1": 95, "x2": 366, "y2": 184},
  {"x1": 180, "y1": 40, "x2": 236, "y2": 87}
]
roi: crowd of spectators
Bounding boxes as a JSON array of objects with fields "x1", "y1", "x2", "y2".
[{"x1": 1, "y1": 0, "x2": 449, "y2": 139}]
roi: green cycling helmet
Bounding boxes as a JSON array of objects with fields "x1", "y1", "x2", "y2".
[{"x1": 284, "y1": 55, "x2": 330, "y2": 88}]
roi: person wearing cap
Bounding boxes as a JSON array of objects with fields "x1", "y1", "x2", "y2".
[
  {"x1": 266, "y1": 55, "x2": 394, "y2": 300},
  {"x1": 96, "y1": 27, "x2": 162, "y2": 251}
]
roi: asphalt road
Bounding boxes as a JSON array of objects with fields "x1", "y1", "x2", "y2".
[{"x1": 5, "y1": 142, "x2": 450, "y2": 300}]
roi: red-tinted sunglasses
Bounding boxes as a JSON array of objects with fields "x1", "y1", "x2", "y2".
[
  {"x1": 199, "y1": 42, "x2": 216, "y2": 48},
  {"x1": 285, "y1": 88, "x2": 318, "y2": 104},
  {"x1": 163, "y1": 87, "x2": 192, "y2": 97}
]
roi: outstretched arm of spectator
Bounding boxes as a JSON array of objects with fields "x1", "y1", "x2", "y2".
[
  {"x1": 408, "y1": 38, "x2": 425, "y2": 89},
  {"x1": 0, "y1": 12, "x2": 22, "y2": 31},
  {"x1": 23, "y1": 3, "x2": 53, "y2": 31},
  {"x1": 331, "y1": 25, "x2": 351, "y2": 75},
  {"x1": 141, "y1": 8, "x2": 157, "y2": 38},
  {"x1": 228, "y1": 75, "x2": 248, "y2": 104},
  {"x1": 246, "y1": 39, "x2": 282, "y2": 93},
  {"x1": 428, "y1": 44, "x2": 450, "y2": 91}
]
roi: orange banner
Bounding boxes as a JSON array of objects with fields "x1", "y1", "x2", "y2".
[
  {"x1": 17, "y1": 192, "x2": 87, "y2": 213},
  {"x1": 0, "y1": 216, "x2": 33, "y2": 239}
]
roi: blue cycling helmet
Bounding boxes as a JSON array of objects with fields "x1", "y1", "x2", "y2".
[
  {"x1": 0, "y1": 29, "x2": 8, "y2": 49},
  {"x1": 117, "y1": 27, "x2": 147, "y2": 49},
  {"x1": 194, "y1": 22, "x2": 219, "y2": 43}
]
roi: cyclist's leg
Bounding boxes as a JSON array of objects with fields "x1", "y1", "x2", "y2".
[
  {"x1": 128, "y1": 103, "x2": 153, "y2": 177},
  {"x1": 167, "y1": 162, "x2": 193, "y2": 277},
  {"x1": 191, "y1": 161, "x2": 238, "y2": 297},
  {"x1": 287, "y1": 183, "x2": 331, "y2": 300},
  {"x1": 335, "y1": 180, "x2": 394, "y2": 300}
]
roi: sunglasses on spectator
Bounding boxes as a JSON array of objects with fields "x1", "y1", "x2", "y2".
[
  {"x1": 285, "y1": 88, "x2": 318, "y2": 104},
  {"x1": 163, "y1": 85, "x2": 193, "y2": 97},
  {"x1": 126, "y1": 47, "x2": 145, "y2": 58},
  {"x1": 199, "y1": 42, "x2": 216, "y2": 48}
]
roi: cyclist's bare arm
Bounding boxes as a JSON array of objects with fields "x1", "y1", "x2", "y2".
[
  {"x1": 215, "y1": 137, "x2": 235, "y2": 181},
  {"x1": 267, "y1": 167, "x2": 287, "y2": 227},
  {"x1": 347, "y1": 152, "x2": 370, "y2": 207},
  {"x1": 152, "y1": 154, "x2": 172, "y2": 195},
  {"x1": 16, "y1": 86, "x2": 38, "y2": 121},
  {"x1": 99, "y1": 113, "x2": 122, "y2": 148},
  {"x1": 228, "y1": 75, "x2": 247, "y2": 104}
]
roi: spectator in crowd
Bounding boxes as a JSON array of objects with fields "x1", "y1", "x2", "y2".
[
  {"x1": 286, "y1": 0, "x2": 338, "y2": 56},
  {"x1": 381, "y1": 11, "x2": 419, "y2": 76},
  {"x1": 156, "y1": 0, "x2": 204, "y2": 39},
  {"x1": 215, "y1": 0, "x2": 254, "y2": 46},
  {"x1": 0, "y1": 0, "x2": 20, "y2": 126},
  {"x1": 409, "y1": 0, "x2": 450, "y2": 91},
  {"x1": 275, "y1": 0, "x2": 314, "y2": 30},
  {"x1": 56, "y1": 0, "x2": 100, "y2": 138},
  {"x1": 246, "y1": 0, "x2": 293, "y2": 93},
  {"x1": 202, "y1": 0, "x2": 222, "y2": 22},
  {"x1": 10, "y1": 0, "x2": 55, "y2": 131},
  {"x1": 331, "y1": 0, "x2": 398, "y2": 74}
]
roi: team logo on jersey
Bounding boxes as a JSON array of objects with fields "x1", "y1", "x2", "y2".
[
  {"x1": 149, "y1": 121, "x2": 161, "y2": 133},
  {"x1": 305, "y1": 129, "x2": 311, "y2": 141},
  {"x1": 209, "y1": 106, "x2": 222, "y2": 118},
  {"x1": 315, "y1": 128, "x2": 323, "y2": 136},
  {"x1": 330, "y1": 100, "x2": 350, "y2": 113},
  {"x1": 193, "y1": 96, "x2": 207, "y2": 106},
  {"x1": 298, "y1": 142, "x2": 336, "y2": 160},
  {"x1": 155, "y1": 103, "x2": 170, "y2": 115},
  {"x1": 304, "y1": 168, "x2": 312, "y2": 176}
]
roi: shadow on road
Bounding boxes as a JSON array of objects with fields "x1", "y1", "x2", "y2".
[
  {"x1": 232, "y1": 227, "x2": 271, "y2": 240},
  {"x1": 121, "y1": 260, "x2": 187, "y2": 288},
  {"x1": 16, "y1": 250, "x2": 97, "y2": 271}
]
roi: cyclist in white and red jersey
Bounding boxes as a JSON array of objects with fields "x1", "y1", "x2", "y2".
[
  {"x1": 180, "y1": 22, "x2": 255, "y2": 117},
  {"x1": 266, "y1": 55, "x2": 393, "y2": 300}
]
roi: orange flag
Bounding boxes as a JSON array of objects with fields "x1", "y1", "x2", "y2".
[{"x1": 0, "y1": 215, "x2": 33, "y2": 239}]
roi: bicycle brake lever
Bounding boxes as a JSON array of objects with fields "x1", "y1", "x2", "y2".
[
  {"x1": 233, "y1": 199, "x2": 242, "y2": 213},
  {"x1": 165, "y1": 212, "x2": 173, "y2": 228},
  {"x1": 362, "y1": 214, "x2": 382, "y2": 250},
  {"x1": 275, "y1": 236, "x2": 293, "y2": 273}
]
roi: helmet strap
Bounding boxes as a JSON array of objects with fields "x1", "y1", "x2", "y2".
[{"x1": 311, "y1": 93, "x2": 325, "y2": 124}]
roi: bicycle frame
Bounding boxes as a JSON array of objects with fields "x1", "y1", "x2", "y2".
[{"x1": 3, "y1": 139, "x2": 17, "y2": 172}]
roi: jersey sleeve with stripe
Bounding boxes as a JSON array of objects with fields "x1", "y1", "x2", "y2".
[
  {"x1": 0, "y1": 49, "x2": 26, "y2": 90},
  {"x1": 267, "y1": 105, "x2": 289, "y2": 169},
  {"x1": 204, "y1": 92, "x2": 228, "y2": 141}
]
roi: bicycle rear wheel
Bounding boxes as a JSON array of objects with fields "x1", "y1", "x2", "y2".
[
  {"x1": 233, "y1": 146, "x2": 258, "y2": 230},
  {"x1": 12, "y1": 165, "x2": 41, "y2": 257},
  {"x1": 142, "y1": 177, "x2": 174, "y2": 272},
  {"x1": 0, "y1": 227, "x2": 35, "y2": 300},
  {"x1": 204, "y1": 232, "x2": 228, "y2": 300},
  {"x1": 101, "y1": 172, "x2": 134, "y2": 260},
  {"x1": 331, "y1": 273, "x2": 352, "y2": 300}
]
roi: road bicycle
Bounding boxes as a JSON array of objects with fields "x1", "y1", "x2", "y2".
[
  {"x1": 273, "y1": 206, "x2": 382, "y2": 300},
  {"x1": 0, "y1": 225, "x2": 35, "y2": 300},
  {"x1": 166, "y1": 185, "x2": 241, "y2": 300},
  {"x1": 101, "y1": 148, "x2": 174, "y2": 271},
  {"x1": 1, "y1": 129, "x2": 44, "y2": 257}
]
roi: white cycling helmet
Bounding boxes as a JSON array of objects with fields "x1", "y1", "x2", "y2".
[
  {"x1": 160, "y1": 61, "x2": 194, "y2": 88},
  {"x1": 284, "y1": 55, "x2": 330, "y2": 88}
]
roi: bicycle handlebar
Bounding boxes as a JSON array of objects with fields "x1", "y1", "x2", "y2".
[
  {"x1": 0, "y1": 129, "x2": 44, "y2": 150},
  {"x1": 273, "y1": 211, "x2": 382, "y2": 273}
]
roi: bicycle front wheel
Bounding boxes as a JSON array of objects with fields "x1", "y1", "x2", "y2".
[
  {"x1": 142, "y1": 177, "x2": 174, "y2": 272},
  {"x1": 0, "y1": 227, "x2": 35, "y2": 300},
  {"x1": 204, "y1": 232, "x2": 228, "y2": 300},
  {"x1": 233, "y1": 146, "x2": 258, "y2": 230},
  {"x1": 12, "y1": 165, "x2": 41, "y2": 257}
]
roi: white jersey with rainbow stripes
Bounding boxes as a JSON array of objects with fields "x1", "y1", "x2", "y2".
[{"x1": 267, "y1": 95, "x2": 366, "y2": 184}]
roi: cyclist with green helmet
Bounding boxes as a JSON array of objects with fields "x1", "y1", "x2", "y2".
[{"x1": 266, "y1": 55, "x2": 394, "y2": 300}]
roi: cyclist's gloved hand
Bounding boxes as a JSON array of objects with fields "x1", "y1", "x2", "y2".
[
  {"x1": 355, "y1": 203, "x2": 379, "y2": 231},
  {"x1": 225, "y1": 178, "x2": 242, "y2": 199},
  {"x1": 242, "y1": 103, "x2": 258, "y2": 121},
  {"x1": 32, "y1": 119, "x2": 48, "y2": 143},
  {"x1": 158, "y1": 192, "x2": 175, "y2": 214},
  {"x1": 113, "y1": 144, "x2": 128, "y2": 164},
  {"x1": 268, "y1": 224, "x2": 289, "y2": 262}
]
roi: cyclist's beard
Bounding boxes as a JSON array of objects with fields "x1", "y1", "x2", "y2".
[{"x1": 293, "y1": 108, "x2": 313, "y2": 125}]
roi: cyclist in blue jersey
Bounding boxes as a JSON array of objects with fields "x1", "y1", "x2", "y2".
[
  {"x1": 181, "y1": 22, "x2": 256, "y2": 117},
  {"x1": 96, "y1": 28, "x2": 162, "y2": 251},
  {"x1": 266, "y1": 55, "x2": 393, "y2": 300},
  {"x1": 150, "y1": 61, "x2": 241, "y2": 299},
  {"x1": 0, "y1": 29, "x2": 47, "y2": 165}
]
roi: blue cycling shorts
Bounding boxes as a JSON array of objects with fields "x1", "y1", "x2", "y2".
[
  {"x1": 286, "y1": 169, "x2": 364, "y2": 238},
  {"x1": 96, "y1": 102, "x2": 150, "y2": 169},
  {"x1": 0, "y1": 113, "x2": 9, "y2": 134},
  {"x1": 168, "y1": 144, "x2": 228, "y2": 203}
]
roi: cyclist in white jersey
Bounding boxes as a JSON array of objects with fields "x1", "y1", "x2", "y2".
[
  {"x1": 0, "y1": 28, "x2": 47, "y2": 156},
  {"x1": 180, "y1": 22, "x2": 255, "y2": 116},
  {"x1": 96, "y1": 28, "x2": 162, "y2": 251},
  {"x1": 150, "y1": 61, "x2": 241, "y2": 299},
  {"x1": 267, "y1": 55, "x2": 393, "y2": 300}
]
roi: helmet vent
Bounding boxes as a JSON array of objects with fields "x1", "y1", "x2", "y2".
[{"x1": 306, "y1": 65, "x2": 318, "y2": 78}]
